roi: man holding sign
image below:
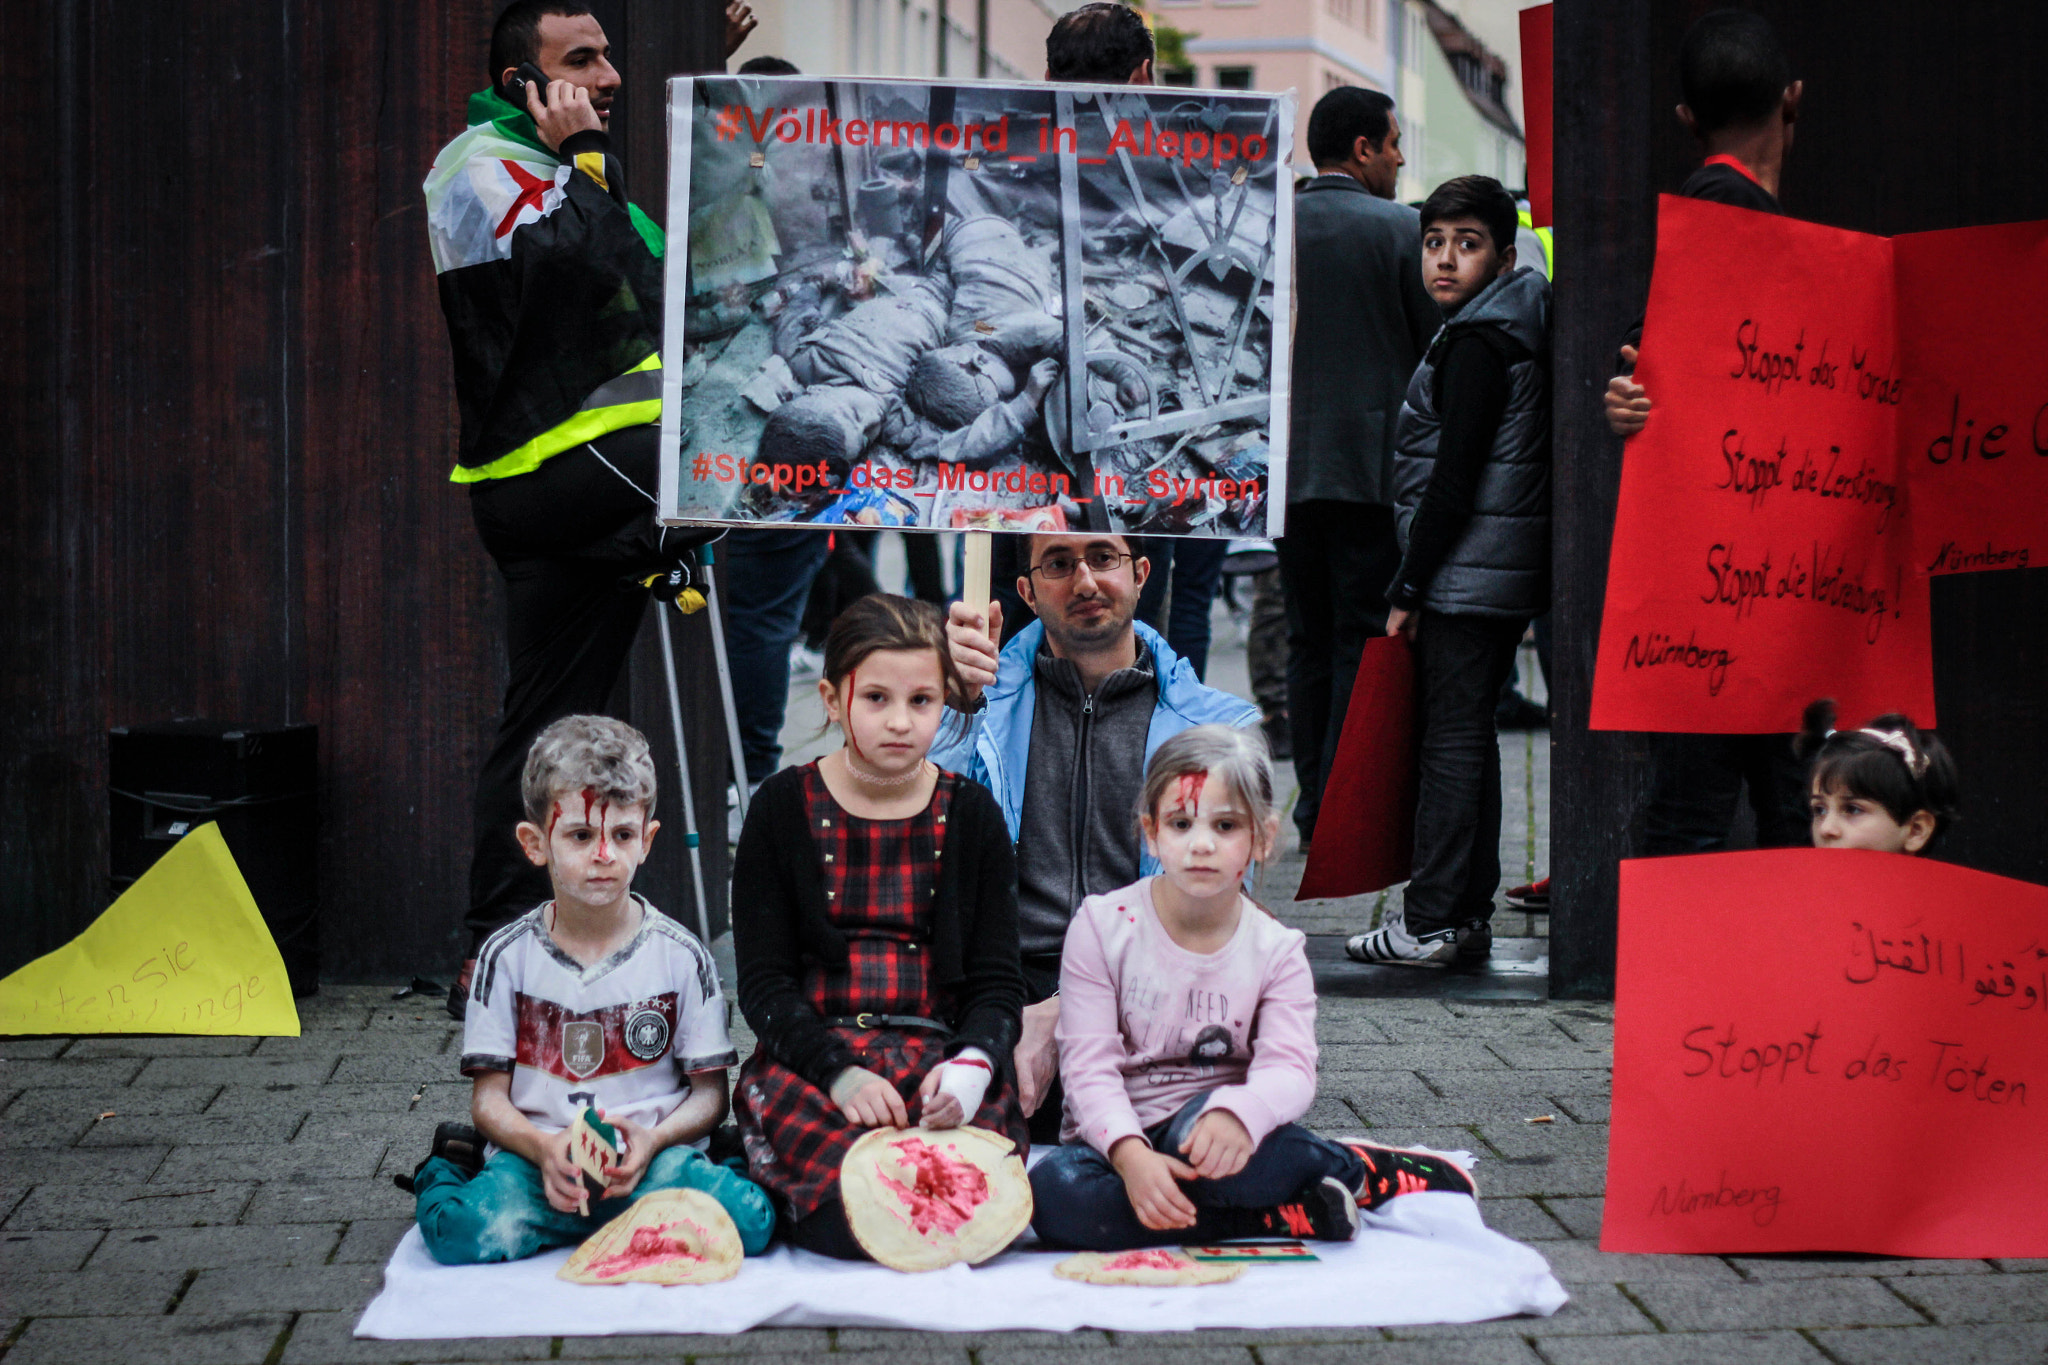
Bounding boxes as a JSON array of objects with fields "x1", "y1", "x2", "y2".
[{"x1": 1600, "y1": 10, "x2": 1813, "y2": 855}]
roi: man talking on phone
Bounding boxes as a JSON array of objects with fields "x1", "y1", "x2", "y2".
[{"x1": 423, "y1": 1, "x2": 756, "y2": 1019}]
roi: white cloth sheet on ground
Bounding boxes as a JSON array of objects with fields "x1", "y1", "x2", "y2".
[{"x1": 356, "y1": 1187, "x2": 1567, "y2": 1338}]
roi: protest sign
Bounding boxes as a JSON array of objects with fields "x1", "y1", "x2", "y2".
[
  {"x1": 0, "y1": 823, "x2": 299, "y2": 1037},
  {"x1": 1518, "y1": 5, "x2": 1552, "y2": 229},
  {"x1": 1296, "y1": 635, "x2": 1417, "y2": 900},
  {"x1": 1894, "y1": 219, "x2": 2048, "y2": 576},
  {"x1": 1590, "y1": 196, "x2": 1935, "y2": 733},
  {"x1": 1604, "y1": 848, "x2": 2048, "y2": 1257},
  {"x1": 656, "y1": 75, "x2": 1294, "y2": 539}
]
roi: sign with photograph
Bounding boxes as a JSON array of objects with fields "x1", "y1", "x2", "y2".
[{"x1": 657, "y1": 75, "x2": 1295, "y2": 538}]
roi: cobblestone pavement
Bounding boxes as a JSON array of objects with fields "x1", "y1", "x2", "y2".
[{"x1": 5, "y1": 608, "x2": 2044, "y2": 1363}]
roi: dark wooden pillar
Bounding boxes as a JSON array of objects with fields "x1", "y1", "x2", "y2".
[
  {"x1": 0, "y1": 0, "x2": 737, "y2": 980},
  {"x1": 1550, "y1": 1, "x2": 2048, "y2": 999}
]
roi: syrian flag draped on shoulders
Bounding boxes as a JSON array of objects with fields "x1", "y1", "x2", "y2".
[{"x1": 424, "y1": 87, "x2": 668, "y2": 483}]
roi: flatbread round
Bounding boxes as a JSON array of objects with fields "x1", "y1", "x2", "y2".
[
  {"x1": 558, "y1": 1188, "x2": 743, "y2": 1286},
  {"x1": 840, "y1": 1125, "x2": 1033, "y2": 1272},
  {"x1": 1054, "y1": 1248, "x2": 1245, "y2": 1286}
]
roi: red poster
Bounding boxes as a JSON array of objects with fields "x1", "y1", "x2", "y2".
[
  {"x1": 1518, "y1": 5, "x2": 1552, "y2": 229},
  {"x1": 1295, "y1": 635, "x2": 1416, "y2": 900},
  {"x1": 1895, "y1": 219, "x2": 2048, "y2": 576},
  {"x1": 1605, "y1": 849, "x2": 2048, "y2": 1257},
  {"x1": 1590, "y1": 196, "x2": 1935, "y2": 733}
]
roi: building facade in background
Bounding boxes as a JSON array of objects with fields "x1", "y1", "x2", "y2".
[
  {"x1": 1391, "y1": 0, "x2": 1525, "y2": 200},
  {"x1": 743, "y1": 0, "x2": 1086, "y2": 84},
  {"x1": 738, "y1": 1, "x2": 1523, "y2": 190}
]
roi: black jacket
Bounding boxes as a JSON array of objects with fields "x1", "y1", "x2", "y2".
[
  {"x1": 1391, "y1": 267, "x2": 1553, "y2": 619},
  {"x1": 1287, "y1": 175, "x2": 1442, "y2": 506},
  {"x1": 730, "y1": 765, "x2": 1025, "y2": 1092}
]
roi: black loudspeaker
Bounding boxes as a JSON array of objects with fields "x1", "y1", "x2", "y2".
[{"x1": 109, "y1": 721, "x2": 320, "y2": 997}]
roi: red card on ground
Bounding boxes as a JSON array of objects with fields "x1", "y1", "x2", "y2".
[
  {"x1": 1894, "y1": 219, "x2": 2048, "y2": 575},
  {"x1": 1590, "y1": 196, "x2": 1935, "y2": 732},
  {"x1": 1605, "y1": 849, "x2": 2048, "y2": 1257},
  {"x1": 1296, "y1": 634, "x2": 1415, "y2": 900},
  {"x1": 1518, "y1": 5, "x2": 1553, "y2": 229}
]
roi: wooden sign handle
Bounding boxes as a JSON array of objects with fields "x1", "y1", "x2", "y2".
[{"x1": 962, "y1": 530, "x2": 993, "y2": 622}]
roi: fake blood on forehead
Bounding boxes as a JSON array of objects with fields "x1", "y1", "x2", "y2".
[
  {"x1": 844, "y1": 666, "x2": 866, "y2": 761},
  {"x1": 581, "y1": 787, "x2": 611, "y2": 860},
  {"x1": 585, "y1": 1221, "x2": 708, "y2": 1278},
  {"x1": 1171, "y1": 770, "x2": 1208, "y2": 816},
  {"x1": 878, "y1": 1136, "x2": 991, "y2": 1237}
]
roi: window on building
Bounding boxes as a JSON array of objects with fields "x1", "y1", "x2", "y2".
[
  {"x1": 1327, "y1": 0, "x2": 1357, "y2": 23},
  {"x1": 1215, "y1": 66, "x2": 1255, "y2": 89},
  {"x1": 1403, "y1": 5, "x2": 1424, "y2": 72},
  {"x1": 1160, "y1": 66, "x2": 1197, "y2": 86}
]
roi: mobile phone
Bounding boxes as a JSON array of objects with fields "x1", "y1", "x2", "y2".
[{"x1": 505, "y1": 61, "x2": 552, "y2": 108}]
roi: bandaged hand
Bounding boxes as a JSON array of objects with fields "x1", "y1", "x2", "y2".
[{"x1": 918, "y1": 1047, "x2": 993, "y2": 1128}]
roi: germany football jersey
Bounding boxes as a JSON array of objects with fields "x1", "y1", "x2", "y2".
[{"x1": 462, "y1": 898, "x2": 735, "y2": 1143}]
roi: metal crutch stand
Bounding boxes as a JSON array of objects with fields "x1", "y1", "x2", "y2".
[
  {"x1": 655, "y1": 601, "x2": 715, "y2": 947},
  {"x1": 696, "y1": 540, "x2": 754, "y2": 827}
]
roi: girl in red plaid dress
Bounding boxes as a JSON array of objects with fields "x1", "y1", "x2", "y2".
[{"x1": 731, "y1": 594, "x2": 1029, "y2": 1259}]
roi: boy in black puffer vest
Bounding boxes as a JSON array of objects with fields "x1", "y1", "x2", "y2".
[{"x1": 1349, "y1": 175, "x2": 1552, "y2": 968}]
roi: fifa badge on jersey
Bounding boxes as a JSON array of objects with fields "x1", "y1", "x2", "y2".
[
  {"x1": 624, "y1": 1007, "x2": 671, "y2": 1061},
  {"x1": 562, "y1": 1020, "x2": 605, "y2": 1079}
]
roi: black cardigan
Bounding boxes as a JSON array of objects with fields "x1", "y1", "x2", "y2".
[{"x1": 731, "y1": 764, "x2": 1025, "y2": 1093}]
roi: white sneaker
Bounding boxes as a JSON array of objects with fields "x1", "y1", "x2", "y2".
[
  {"x1": 788, "y1": 644, "x2": 824, "y2": 680},
  {"x1": 1346, "y1": 918, "x2": 1460, "y2": 966}
]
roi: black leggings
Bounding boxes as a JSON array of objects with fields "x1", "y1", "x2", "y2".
[
  {"x1": 784, "y1": 1194, "x2": 867, "y2": 1260},
  {"x1": 462, "y1": 427, "x2": 704, "y2": 948}
]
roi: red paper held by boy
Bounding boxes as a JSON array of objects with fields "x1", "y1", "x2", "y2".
[
  {"x1": 1604, "y1": 849, "x2": 2048, "y2": 1257},
  {"x1": 1590, "y1": 196, "x2": 1935, "y2": 732}
]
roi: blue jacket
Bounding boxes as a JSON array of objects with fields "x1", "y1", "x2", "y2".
[{"x1": 928, "y1": 619, "x2": 1260, "y2": 877}]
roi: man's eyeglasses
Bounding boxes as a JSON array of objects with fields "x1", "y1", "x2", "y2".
[{"x1": 1029, "y1": 549, "x2": 1134, "y2": 581}]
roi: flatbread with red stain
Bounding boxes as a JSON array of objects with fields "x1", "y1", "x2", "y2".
[
  {"x1": 1054, "y1": 1248, "x2": 1245, "y2": 1286},
  {"x1": 840, "y1": 1126, "x2": 1032, "y2": 1272},
  {"x1": 558, "y1": 1188, "x2": 743, "y2": 1286}
]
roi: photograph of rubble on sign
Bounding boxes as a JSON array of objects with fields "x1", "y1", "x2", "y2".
[{"x1": 658, "y1": 74, "x2": 1295, "y2": 538}]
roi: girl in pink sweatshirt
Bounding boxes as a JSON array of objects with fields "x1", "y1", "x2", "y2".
[{"x1": 1030, "y1": 725, "x2": 1475, "y2": 1250}]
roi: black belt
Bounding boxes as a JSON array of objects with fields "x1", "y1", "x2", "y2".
[{"x1": 824, "y1": 1013, "x2": 951, "y2": 1032}]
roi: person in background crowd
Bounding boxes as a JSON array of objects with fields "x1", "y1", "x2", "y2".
[
  {"x1": 426, "y1": 0, "x2": 753, "y2": 1019},
  {"x1": 1349, "y1": 176, "x2": 1551, "y2": 969},
  {"x1": 1279, "y1": 86, "x2": 1439, "y2": 855},
  {"x1": 1604, "y1": 9, "x2": 1810, "y2": 860}
]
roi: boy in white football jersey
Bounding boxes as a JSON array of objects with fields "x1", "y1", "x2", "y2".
[{"x1": 410, "y1": 715, "x2": 774, "y2": 1264}]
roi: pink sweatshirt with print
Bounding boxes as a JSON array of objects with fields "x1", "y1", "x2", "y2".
[{"x1": 1056, "y1": 877, "x2": 1319, "y2": 1157}]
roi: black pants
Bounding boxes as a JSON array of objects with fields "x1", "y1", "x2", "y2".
[
  {"x1": 1644, "y1": 733, "x2": 1809, "y2": 854},
  {"x1": 463, "y1": 427, "x2": 697, "y2": 950},
  {"x1": 1406, "y1": 611, "x2": 1528, "y2": 936},
  {"x1": 784, "y1": 1195, "x2": 867, "y2": 1260},
  {"x1": 1276, "y1": 501, "x2": 1402, "y2": 839}
]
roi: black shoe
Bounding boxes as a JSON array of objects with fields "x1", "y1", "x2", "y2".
[
  {"x1": 393, "y1": 1121, "x2": 486, "y2": 1195},
  {"x1": 1337, "y1": 1140, "x2": 1478, "y2": 1210},
  {"x1": 1231, "y1": 1176, "x2": 1359, "y2": 1242},
  {"x1": 1495, "y1": 691, "x2": 1550, "y2": 730},
  {"x1": 1449, "y1": 918, "x2": 1494, "y2": 970},
  {"x1": 445, "y1": 959, "x2": 474, "y2": 1022},
  {"x1": 1261, "y1": 714, "x2": 1293, "y2": 763}
]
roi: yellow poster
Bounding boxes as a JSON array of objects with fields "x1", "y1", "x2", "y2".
[{"x1": 0, "y1": 822, "x2": 300, "y2": 1036}]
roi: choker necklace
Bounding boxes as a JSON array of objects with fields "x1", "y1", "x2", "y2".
[{"x1": 841, "y1": 751, "x2": 930, "y2": 789}]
